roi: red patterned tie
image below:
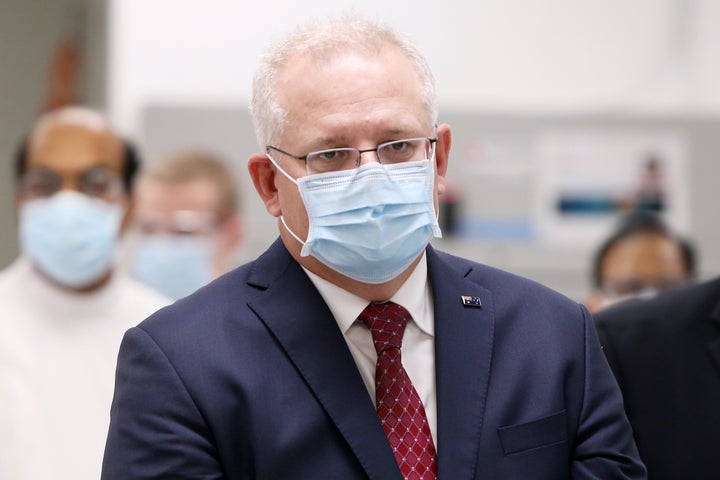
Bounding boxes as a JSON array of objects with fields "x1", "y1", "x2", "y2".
[{"x1": 359, "y1": 301, "x2": 438, "y2": 480}]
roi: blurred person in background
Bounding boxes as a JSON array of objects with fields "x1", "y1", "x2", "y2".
[
  {"x1": 0, "y1": 107, "x2": 170, "y2": 480},
  {"x1": 595, "y1": 276, "x2": 720, "y2": 479},
  {"x1": 128, "y1": 150, "x2": 243, "y2": 300},
  {"x1": 585, "y1": 210, "x2": 695, "y2": 313}
]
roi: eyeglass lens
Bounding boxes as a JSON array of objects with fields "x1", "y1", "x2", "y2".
[
  {"x1": 20, "y1": 166, "x2": 121, "y2": 200},
  {"x1": 136, "y1": 210, "x2": 220, "y2": 236},
  {"x1": 306, "y1": 138, "x2": 432, "y2": 174}
]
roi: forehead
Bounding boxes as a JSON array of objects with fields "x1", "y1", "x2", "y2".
[
  {"x1": 275, "y1": 47, "x2": 428, "y2": 145},
  {"x1": 27, "y1": 122, "x2": 124, "y2": 174},
  {"x1": 602, "y1": 233, "x2": 687, "y2": 278},
  {"x1": 134, "y1": 178, "x2": 221, "y2": 217}
]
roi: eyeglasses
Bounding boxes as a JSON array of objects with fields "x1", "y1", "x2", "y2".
[
  {"x1": 266, "y1": 137, "x2": 437, "y2": 175},
  {"x1": 601, "y1": 277, "x2": 687, "y2": 297},
  {"x1": 135, "y1": 210, "x2": 221, "y2": 237},
  {"x1": 19, "y1": 166, "x2": 123, "y2": 200}
]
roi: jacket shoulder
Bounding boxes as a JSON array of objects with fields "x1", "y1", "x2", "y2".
[
  {"x1": 136, "y1": 260, "x2": 259, "y2": 340},
  {"x1": 433, "y1": 248, "x2": 579, "y2": 309},
  {"x1": 595, "y1": 276, "x2": 720, "y2": 332}
]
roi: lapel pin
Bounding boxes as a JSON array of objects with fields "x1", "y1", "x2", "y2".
[{"x1": 461, "y1": 295, "x2": 482, "y2": 308}]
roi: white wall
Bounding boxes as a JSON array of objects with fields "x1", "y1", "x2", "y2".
[
  {"x1": 0, "y1": 0, "x2": 104, "y2": 269},
  {"x1": 109, "y1": 0, "x2": 720, "y2": 137},
  {"x1": 107, "y1": 0, "x2": 720, "y2": 299}
]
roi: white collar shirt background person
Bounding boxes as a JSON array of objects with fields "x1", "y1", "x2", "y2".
[{"x1": 0, "y1": 257, "x2": 169, "y2": 480}]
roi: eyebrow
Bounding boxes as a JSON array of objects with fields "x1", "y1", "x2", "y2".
[{"x1": 312, "y1": 128, "x2": 424, "y2": 149}]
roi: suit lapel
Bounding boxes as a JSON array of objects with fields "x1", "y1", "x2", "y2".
[
  {"x1": 427, "y1": 247, "x2": 495, "y2": 480},
  {"x1": 245, "y1": 240, "x2": 402, "y2": 480}
]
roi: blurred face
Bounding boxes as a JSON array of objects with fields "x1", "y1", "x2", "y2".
[
  {"x1": 131, "y1": 177, "x2": 238, "y2": 299},
  {"x1": 17, "y1": 122, "x2": 127, "y2": 291},
  {"x1": 249, "y1": 47, "x2": 450, "y2": 294},
  {"x1": 133, "y1": 178, "x2": 221, "y2": 235},
  {"x1": 132, "y1": 177, "x2": 241, "y2": 274},
  {"x1": 590, "y1": 232, "x2": 690, "y2": 312},
  {"x1": 20, "y1": 123, "x2": 126, "y2": 204}
]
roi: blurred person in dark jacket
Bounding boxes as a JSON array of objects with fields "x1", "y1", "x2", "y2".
[
  {"x1": 586, "y1": 211, "x2": 695, "y2": 313},
  {"x1": 595, "y1": 276, "x2": 720, "y2": 479}
]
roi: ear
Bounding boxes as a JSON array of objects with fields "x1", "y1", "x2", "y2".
[
  {"x1": 248, "y1": 153, "x2": 281, "y2": 217},
  {"x1": 13, "y1": 191, "x2": 24, "y2": 227},
  {"x1": 434, "y1": 123, "x2": 452, "y2": 196},
  {"x1": 119, "y1": 194, "x2": 134, "y2": 234}
]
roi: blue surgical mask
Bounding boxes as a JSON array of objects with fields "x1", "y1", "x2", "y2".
[
  {"x1": 131, "y1": 235, "x2": 213, "y2": 300},
  {"x1": 269, "y1": 157, "x2": 442, "y2": 284},
  {"x1": 19, "y1": 190, "x2": 122, "y2": 288}
]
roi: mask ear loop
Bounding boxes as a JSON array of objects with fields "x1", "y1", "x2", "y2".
[
  {"x1": 420, "y1": 142, "x2": 443, "y2": 237},
  {"x1": 265, "y1": 152, "x2": 299, "y2": 185},
  {"x1": 427, "y1": 124, "x2": 444, "y2": 236},
  {"x1": 266, "y1": 152, "x2": 310, "y2": 250},
  {"x1": 280, "y1": 215, "x2": 307, "y2": 248}
]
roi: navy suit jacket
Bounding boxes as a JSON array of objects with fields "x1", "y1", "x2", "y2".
[
  {"x1": 102, "y1": 240, "x2": 645, "y2": 479},
  {"x1": 595, "y1": 277, "x2": 720, "y2": 480}
]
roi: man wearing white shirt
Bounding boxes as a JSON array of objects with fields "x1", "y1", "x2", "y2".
[{"x1": 0, "y1": 107, "x2": 169, "y2": 480}]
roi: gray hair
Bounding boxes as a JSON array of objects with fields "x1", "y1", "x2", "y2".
[{"x1": 249, "y1": 15, "x2": 438, "y2": 149}]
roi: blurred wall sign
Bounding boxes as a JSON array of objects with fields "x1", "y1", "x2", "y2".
[{"x1": 534, "y1": 129, "x2": 690, "y2": 244}]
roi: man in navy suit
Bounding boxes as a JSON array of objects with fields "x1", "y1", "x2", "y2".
[{"x1": 102, "y1": 15, "x2": 645, "y2": 479}]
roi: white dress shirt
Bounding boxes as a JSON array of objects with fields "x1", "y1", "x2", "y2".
[{"x1": 303, "y1": 253, "x2": 437, "y2": 446}]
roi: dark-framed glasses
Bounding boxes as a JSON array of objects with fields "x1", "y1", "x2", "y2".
[
  {"x1": 266, "y1": 137, "x2": 437, "y2": 175},
  {"x1": 19, "y1": 166, "x2": 123, "y2": 200}
]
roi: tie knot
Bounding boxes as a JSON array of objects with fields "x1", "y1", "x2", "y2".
[{"x1": 359, "y1": 301, "x2": 410, "y2": 354}]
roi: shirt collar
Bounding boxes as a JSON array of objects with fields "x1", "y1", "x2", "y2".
[{"x1": 303, "y1": 253, "x2": 434, "y2": 336}]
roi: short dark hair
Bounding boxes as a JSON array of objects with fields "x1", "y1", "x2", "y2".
[
  {"x1": 13, "y1": 136, "x2": 141, "y2": 194},
  {"x1": 592, "y1": 211, "x2": 696, "y2": 288}
]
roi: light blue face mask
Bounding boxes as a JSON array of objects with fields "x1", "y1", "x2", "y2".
[
  {"x1": 131, "y1": 235, "x2": 213, "y2": 300},
  {"x1": 19, "y1": 190, "x2": 122, "y2": 288},
  {"x1": 269, "y1": 156, "x2": 442, "y2": 284}
]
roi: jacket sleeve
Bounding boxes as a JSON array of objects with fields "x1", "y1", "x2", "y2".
[
  {"x1": 570, "y1": 306, "x2": 647, "y2": 479},
  {"x1": 101, "y1": 327, "x2": 224, "y2": 479}
]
